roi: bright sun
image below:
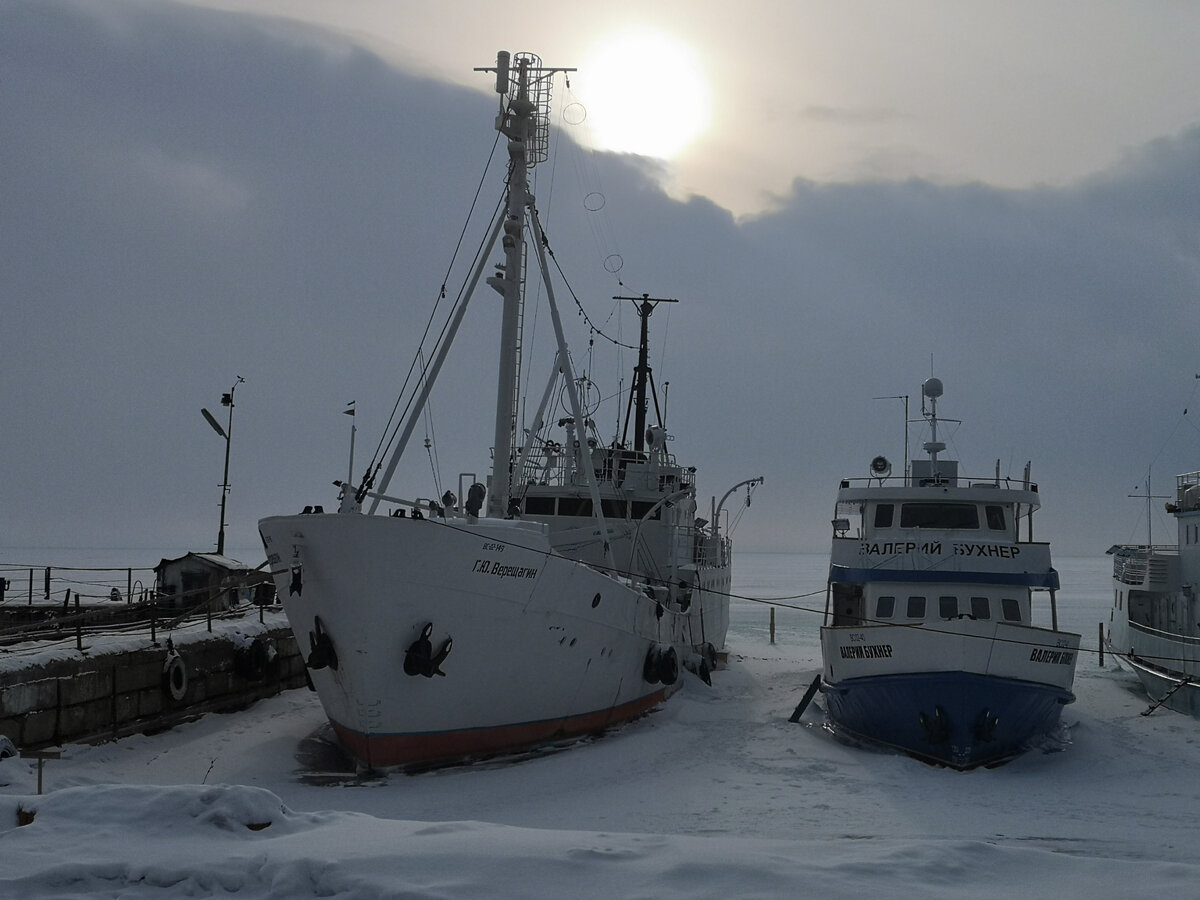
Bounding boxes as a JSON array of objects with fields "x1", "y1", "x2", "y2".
[{"x1": 577, "y1": 30, "x2": 711, "y2": 159}]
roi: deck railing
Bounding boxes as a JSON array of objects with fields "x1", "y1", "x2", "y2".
[{"x1": 1111, "y1": 545, "x2": 1179, "y2": 586}]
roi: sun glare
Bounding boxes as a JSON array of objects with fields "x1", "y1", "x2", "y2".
[{"x1": 577, "y1": 30, "x2": 711, "y2": 159}]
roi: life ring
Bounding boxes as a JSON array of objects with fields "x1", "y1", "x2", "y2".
[
  {"x1": 658, "y1": 646, "x2": 679, "y2": 686},
  {"x1": 163, "y1": 652, "x2": 188, "y2": 702}
]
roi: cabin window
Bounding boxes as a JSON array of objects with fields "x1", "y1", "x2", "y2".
[
  {"x1": 873, "y1": 504, "x2": 894, "y2": 528},
  {"x1": 631, "y1": 501, "x2": 662, "y2": 521},
  {"x1": 985, "y1": 505, "x2": 1006, "y2": 530},
  {"x1": 601, "y1": 499, "x2": 628, "y2": 519},
  {"x1": 906, "y1": 596, "x2": 926, "y2": 618},
  {"x1": 970, "y1": 596, "x2": 990, "y2": 619},
  {"x1": 875, "y1": 596, "x2": 895, "y2": 619},
  {"x1": 1001, "y1": 598, "x2": 1021, "y2": 622},
  {"x1": 523, "y1": 497, "x2": 556, "y2": 515},
  {"x1": 558, "y1": 498, "x2": 593, "y2": 517},
  {"x1": 938, "y1": 596, "x2": 958, "y2": 619},
  {"x1": 899, "y1": 503, "x2": 979, "y2": 529}
]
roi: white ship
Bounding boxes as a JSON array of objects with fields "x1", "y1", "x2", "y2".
[
  {"x1": 1108, "y1": 469, "x2": 1200, "y2": 716},
  {"x1": 259, "y1": 52, "x2": 761, "y2": 769},
  {"x1": 819, "y1": 378, "x2": 1079, "y2": 769}
]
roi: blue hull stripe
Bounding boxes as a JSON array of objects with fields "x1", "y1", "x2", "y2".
[
  {"x1": 822, "y1": 670, "x2": 1074, "y2": 769},
  {"x1": 830, "y1": 565, "x2": 1059, "y2": 589}
]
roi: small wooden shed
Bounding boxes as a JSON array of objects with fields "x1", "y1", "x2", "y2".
[{"x1": 154, "y1": 553, "x2": 274, "y2": 610}]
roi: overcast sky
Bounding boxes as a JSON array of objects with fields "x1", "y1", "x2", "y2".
[{"x1": 4, "y1": 0, "x2": 1200, "y2": 560}]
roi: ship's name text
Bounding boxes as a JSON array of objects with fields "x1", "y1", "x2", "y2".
[
  {"x1": 471, "y1": 559, "x2": 539, "y2": 579},
  {"x1": 1029, "y1": 648, "x2": 1075, "y2": 665},
  {"x1": 839, "y1": 644, "x2": 893, "y2": 659},
  {"x1": 858, "y1": 541, "x2": 1020, "y2": 559}
]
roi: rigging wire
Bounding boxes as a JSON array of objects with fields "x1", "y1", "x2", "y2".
[
  {"x1": 559, "y1": 80, "x2": 628, "y2": 292},
  {"x1": 367, "y1": 186, "x2": 507, "y2": 488},
  {"x1": 361, "y1": 127, "x2": 507, "y2": 489},
  {"x1": 419, "y1": 349, "x2": 443, "y2": 498}
]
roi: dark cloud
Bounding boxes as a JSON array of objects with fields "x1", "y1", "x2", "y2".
[{"x1": 3, "y1": 1, "x2": 1199, "y2": 562}]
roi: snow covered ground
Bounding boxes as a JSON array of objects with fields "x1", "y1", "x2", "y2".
[{"x1": 2, "y1": 553, "x2": 1197, "y2": 898}]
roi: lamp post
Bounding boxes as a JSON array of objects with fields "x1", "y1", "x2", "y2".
[{"x1": 201, "y1": 376, "x2": 244, "y2": 555}]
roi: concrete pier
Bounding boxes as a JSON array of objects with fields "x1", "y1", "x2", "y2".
[{"x1": 0, "y1": 612, "x2": 307, "y2": 750}]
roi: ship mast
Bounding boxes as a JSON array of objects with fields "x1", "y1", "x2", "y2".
[
  {"x1": 478, "y1": 52, "x2": 574, "y2": 517},
  {"x1": 617, "y1": 294, "x2": 676, "y2": 452}
]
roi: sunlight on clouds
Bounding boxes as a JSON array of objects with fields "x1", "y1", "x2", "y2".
[{"x1": 576, "y1": 29, "x2": 711, "y2": 160}]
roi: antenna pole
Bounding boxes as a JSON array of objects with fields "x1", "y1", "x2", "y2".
[
  {"x1": 615, "y1": 294, "x2": 677, "y2": 451},
  {"x1": 874, "y1": 395, "x2": 909, "y2": 483}
]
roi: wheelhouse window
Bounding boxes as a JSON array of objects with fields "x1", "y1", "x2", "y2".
[
  {"x1": 873, "y1": 504, "x2": 894, "y2": 528},
  {"x1": 558, "y1": 498, "x2": 593, "y2": 517},
  {"x1": 1001, "y1": 598, "x2": 1021, "y2": 622},
  {"x1": 875, "y1": 596, "x2": 895, "y2": 619},
  {"x1": 938, "y1": 596, "x2": 958, "y2": 619},
  {"x1": 906, "y1": 596, "x2": 926, "y2": 618},
  {"x1": 985, "y1": 505, "x2": 1006, "y2": 530},
  {"x1": 523, "y1": 497, "x2": 555, "y2": 515},
  {"x1": 601, "y1": 499, "x2": 628, "y2": 519},
  {"x1": 970, "y1": 596, "x2": 990, "y2": 619},
  {"x1": 900, "y1": 503, "x2": 979, "y2": 529}
]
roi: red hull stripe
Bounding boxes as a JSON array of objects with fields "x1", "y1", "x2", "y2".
[{"x1": 331, "y1": 688, "x2": 669, "y2": 768}]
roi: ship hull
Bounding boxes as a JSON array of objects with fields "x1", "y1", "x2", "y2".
[
  {"x1": 822, "y1": 671, "x2": 1074, "y2": 769},
  {"x1": 1111, "y1": 649, "x2": 1200, "y2": 717},
  {"x1": 259, "y1": 511, "x2": 720, "y2": 768},
  {"x1": 821, "y1": 623, "x2": 1078, "y2": 769},
  {"x1": 1108, "y1": 611, "x2": 1200, "y2": 716}
]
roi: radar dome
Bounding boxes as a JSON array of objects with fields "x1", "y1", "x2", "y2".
[{"x1": 922, "y1": 377, "x2": 943, "y2": 399}]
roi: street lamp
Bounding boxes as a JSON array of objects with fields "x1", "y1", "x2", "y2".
[{"x1": 201, "y1": 376, "x2": 244, "y2": 555}]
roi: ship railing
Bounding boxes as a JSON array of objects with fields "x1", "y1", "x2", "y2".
[
  {"x1": 838, "y1": 473, "x2": 1038, "y2": 491},
  {"x1": 517, "y1": 446, "x2": 692, "y2": 492},
  {"x1": 689, "y1": 529, "x2": 729, "y2": 568},
  {"x1": 1111, "y1": 544, "x2": 1180, "y2": 586},
  {"x1": 1128, "y1": 618, "x2": 1200, "y2": 648},
  {"x1": 1175, "y1": 470, "x2": 1200, "y2": 511}
]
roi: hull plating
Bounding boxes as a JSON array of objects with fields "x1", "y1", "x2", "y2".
[
  {"x1": 822, "y1": 670, "x2": 1074, "y2": 769},
  {"x1": 260, "y1": 512, "x2": 720, "y2": 768},
  {"x1": 1112, "y1": 648, "x2": 1200, "y2": 717}
]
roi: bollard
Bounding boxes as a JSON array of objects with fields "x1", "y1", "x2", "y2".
[{"x1": 770, "y1": 606, "x2": 776, "y2": 645}]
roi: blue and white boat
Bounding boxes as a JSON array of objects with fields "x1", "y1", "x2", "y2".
[{"x1": 819, "y1": 377, "x2": 1079, "y2": 769}]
